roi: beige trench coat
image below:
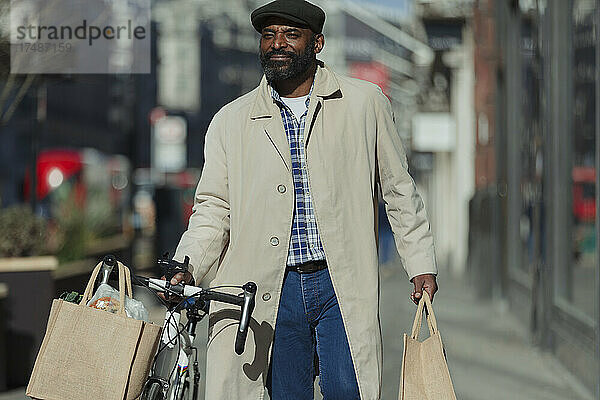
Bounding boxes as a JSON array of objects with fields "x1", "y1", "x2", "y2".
[{"x1": 174, "y1": 62, "x2": 437, "y2": 400}]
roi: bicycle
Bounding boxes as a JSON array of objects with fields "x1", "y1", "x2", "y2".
[{"x1": 101, "y1": 255, "x2": 257, "y2": 400}]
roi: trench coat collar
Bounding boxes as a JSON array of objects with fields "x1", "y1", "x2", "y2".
[{"x1": 249, "y1": 61, "x2": 341, "y2": 120}]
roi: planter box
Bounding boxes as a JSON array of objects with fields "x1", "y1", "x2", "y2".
[
  {"x1": 53, "y1": 233, "x2": 133, "y2": 298},
  {"x1": 0, "y1": 234, "x2": 132, "y2": 390},
  {"x1": 0, "y1": 256, "x2": 57, "y2": 389}
]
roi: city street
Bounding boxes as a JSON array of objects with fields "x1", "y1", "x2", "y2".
[
  {"x1": 1, "y1": 0, "x2": 598, "y2": 395},
  {"x1": 1, "y1": 259, "x2": 593, "y2": 400}
]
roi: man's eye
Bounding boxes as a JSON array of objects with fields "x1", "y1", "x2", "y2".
[
  {"x1": 262, "y1": 33, "x2": 273, "y2": 39},
  {"x1": 287, "y1": 33, "x2": 299, "y2": 39}
]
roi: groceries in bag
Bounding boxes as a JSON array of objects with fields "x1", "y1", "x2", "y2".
[
  {"x1": 86, "y1": 254, "x2": 149, "y2": 321},
  {"x1": 26, "y1": 259, "x2": 161, "y2": 400}
]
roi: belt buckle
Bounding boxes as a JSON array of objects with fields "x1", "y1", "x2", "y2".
[
  {"x1": 287, "y1": 260, "x2": 326, "y2": 274},
  {"x1": 301, "y1": 262, "x2": 313, "y2": 274},
  {"x1": 303, "y1": 261, "x2": 324, "y2": 273}
]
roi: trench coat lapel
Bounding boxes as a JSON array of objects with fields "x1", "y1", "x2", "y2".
[
  {"x1": 263, "y1": 117, "x2": 291, "y2": 172},
  {"x1": 250, "y1": 76, "x2": 291, "y2": 171},
  {"x1": 249, "y1": 64, "x2": 342, "y2": 169},
  {"x1": 305, "y1": 64, "x2": 342, "y2": 149}
]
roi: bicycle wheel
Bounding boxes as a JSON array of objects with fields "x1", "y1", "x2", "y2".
[{"x1": 141, "y1": 379, "x2": 168, "y2": 400}]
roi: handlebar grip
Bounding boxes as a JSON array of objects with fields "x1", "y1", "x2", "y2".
[
  {"x1": 200, "y1": 291, "x2": 241, "y2": 305},
  {"x1": 235, "y1": 327, "x2": 249, "y2": 355},
  {"x1": 235, "y1": 282, "x2": 257, "y2": 355}
]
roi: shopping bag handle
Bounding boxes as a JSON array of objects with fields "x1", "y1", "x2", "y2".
[
  {"x1": 410, "y1": 291, "x2": 439, "y2": 340},
  {"x1": 80, "y1": 260, "x2": 134, "y2": 316}
]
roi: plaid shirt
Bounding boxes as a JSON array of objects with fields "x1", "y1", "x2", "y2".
[{"x1": 271, "y1": 85, "x2": 326, "y2": 266}]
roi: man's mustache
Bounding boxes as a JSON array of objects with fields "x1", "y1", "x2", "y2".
[{"x1": 263, "y1": 50, "x2": 296, "y2": 59}]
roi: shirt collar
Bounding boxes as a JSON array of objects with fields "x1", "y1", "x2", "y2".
[
  {"x1": 270, "y1": 78, "x2": 315, "y2": 110},
  {"x1": 250, "y1": 62, "x2": 341, "y2": 120}
]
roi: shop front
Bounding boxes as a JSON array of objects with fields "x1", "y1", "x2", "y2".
[{"x1": 473, "y1": 0, "x2": 599, "y2": 394}]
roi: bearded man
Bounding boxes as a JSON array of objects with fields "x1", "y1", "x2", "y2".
[{"x1": 171, "y1": 1, "x2": 438, "y2": 399}]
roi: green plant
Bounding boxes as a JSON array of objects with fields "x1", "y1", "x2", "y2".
[
  {"x1": 0, "y1": 205, "x2": 48, "y2": 257},
  {"x1": 51, "y1": 185, "x2": 92, "y2": 263}
]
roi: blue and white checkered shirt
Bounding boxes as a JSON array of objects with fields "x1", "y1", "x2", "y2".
[{"x1": 271, "y1": 85, "x2": 326, "y2": 266}]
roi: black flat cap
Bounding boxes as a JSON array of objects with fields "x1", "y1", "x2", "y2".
[{"x1": 251, "y1": 0, "x2": 326, "y2": 33}]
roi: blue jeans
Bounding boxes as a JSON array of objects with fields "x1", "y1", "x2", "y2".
[{"x1": 267, "y1": 268, "x2": 361, "y2": 400}]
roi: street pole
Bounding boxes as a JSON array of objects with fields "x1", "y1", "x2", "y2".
[{"x1": 31, "y1": 77, "x2": 46, "y2": 213}]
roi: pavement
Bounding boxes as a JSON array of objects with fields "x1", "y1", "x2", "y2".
[
  {"x1": 377, "y1": 261, "x2": 594, "y2": 400},
  {"x1": 1, "y1": 259, "x2": 594, "y2": 400}
]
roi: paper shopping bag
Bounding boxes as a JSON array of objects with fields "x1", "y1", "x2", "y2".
[
  {"x1": 26, "y1": 261, "x2": 161, "y2": 400},
  {"x1": 398, "y1": 291, "x2": 457, "y2": 400}
]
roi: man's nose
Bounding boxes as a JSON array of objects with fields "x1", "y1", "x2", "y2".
[{"x1": 272, "y1": 33, "x2": 287, "y2": 50}]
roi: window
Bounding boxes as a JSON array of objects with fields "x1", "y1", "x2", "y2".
[{"x1": 566, "y1": 0, "x2": 597, "y2": 318}]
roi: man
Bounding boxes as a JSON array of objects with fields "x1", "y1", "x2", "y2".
[{"x1": 171, "y1": 1, "x2": 438, "y2": 399}]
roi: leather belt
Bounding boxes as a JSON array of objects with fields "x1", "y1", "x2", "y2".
[{"x1": 286, "y1": 260, "x2": 327, "y2": 274}]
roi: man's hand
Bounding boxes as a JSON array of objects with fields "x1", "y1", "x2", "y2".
[
  {"x1": 158, "y1": 271, "x2": 194, "y2": 301},
  {"x1": 165, "y1": 271, "x2": 194, "y2": 286},
  {"x1": 410, "y1": 273, "x2": 438, "y2": 305}
]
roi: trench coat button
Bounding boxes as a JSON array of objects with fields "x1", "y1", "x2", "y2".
[
  {"x1": 277, "y1": 184, "x2": 286, "y2": 193},
  {"x1": 270, "y1": 236, "x2": 279, "y2": 246},
  {"x1": 262, "y1": 292, "x2": 271, "y2": 301}
]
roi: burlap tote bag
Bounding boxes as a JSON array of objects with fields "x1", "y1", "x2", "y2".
[
  {"x1": 27, "y1": 261, "x2": 161, "y2": 400},
  {"x1": 398, "y1": 291, "x2": 457, "y2": 400}
]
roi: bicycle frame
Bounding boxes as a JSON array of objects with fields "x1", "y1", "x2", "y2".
[
  {"x1": 134, "y1": 274, "x2": 256, "y2": 400},
  {"x1": 143, "y1": 307, "x2": 198, "y2": 400}
]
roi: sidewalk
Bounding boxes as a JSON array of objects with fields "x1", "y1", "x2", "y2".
[
  {"x1": 1, "y1": 261, "x2": 593, "y2": 400},
  {"x1": 377, "y1": 261, "x2": 594, "y2": 400}
]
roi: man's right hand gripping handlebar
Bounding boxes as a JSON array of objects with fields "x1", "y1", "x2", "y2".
[{"x1": 158, "y1": 255, "x2": 194, "y2": 301}]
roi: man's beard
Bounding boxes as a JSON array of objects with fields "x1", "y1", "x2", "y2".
[{"x1": 260, "y1": 36, "x2": 316, "y2": 83}]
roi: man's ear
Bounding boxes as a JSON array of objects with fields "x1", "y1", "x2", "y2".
[{"x1": 314, "y1": 33, "x2": 324, "y2": 54}]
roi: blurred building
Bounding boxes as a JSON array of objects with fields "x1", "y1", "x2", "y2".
[
  {"x1": 471, "y1": 0, "x2": 599, "y2": 394},
  {"x1": 411, "y1": 0, "x2": 476, "y2": 276},
  {"x1": 152, "y1": 0, "x2": 429, "y2": 164},
  {"x1": 0, "y1": 27, "x2": 158, "y2": 207}
]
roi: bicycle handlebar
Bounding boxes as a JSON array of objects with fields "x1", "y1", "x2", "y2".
[
  {"x1": 133, "y1": 276, "x2": 257, "y2": 355},
  {"x1": 235, "y1": 282, "x2": 257, "y2": 355}
]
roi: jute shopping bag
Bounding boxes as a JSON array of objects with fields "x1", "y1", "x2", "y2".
[
  {"x1": 398, "y1": 291, "x2": 457, "y2": 400},
  {"x1": 27, "y1": 261, "x2": 161, "y2": 400}
]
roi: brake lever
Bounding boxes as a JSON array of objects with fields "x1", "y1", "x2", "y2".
[
  {"x1": 157, "y1": 255, "x2": 192, "y2": 300},
  {"x1": 158, "y1": 255, "x2": 189, "y2": 280}
]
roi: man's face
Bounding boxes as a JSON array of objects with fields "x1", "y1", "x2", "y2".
[{"x1": 259, "y1": 18, "x2": 323, "y2": 83}]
